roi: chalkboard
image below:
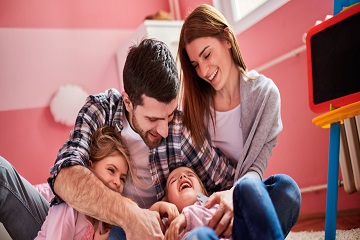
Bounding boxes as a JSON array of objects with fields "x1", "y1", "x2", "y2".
[{"x1": 306, "y1": 4, "x2": 360, "y2": 113}]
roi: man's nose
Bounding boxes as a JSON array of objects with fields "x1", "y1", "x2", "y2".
[{"x1": 157, "y1": 120, "x2": 169, "y2": 138}]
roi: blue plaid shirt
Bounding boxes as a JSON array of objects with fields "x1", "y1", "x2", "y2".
[{"x1": 48, "y1": 88, "x2": 235, "y2": 204}]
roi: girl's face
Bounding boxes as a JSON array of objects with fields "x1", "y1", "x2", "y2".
[
  {"x1": 90, "y1": 153, "x2": 128, "y2": 194},
  {"x1": 185, "y1": 36, "x2": 233, "y2": 91},
  {"x1": 166, "y1": 167, "x2": 204, "y2": 212}
]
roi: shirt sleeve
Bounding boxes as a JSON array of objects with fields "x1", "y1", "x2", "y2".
[
  {"x1": 47, "y1": 88, "x2": 122, "y2": 204},
  {"x1": 235, "y1": 71, "x2": 282, "y2": 180}
]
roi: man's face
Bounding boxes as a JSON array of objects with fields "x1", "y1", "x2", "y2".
[{"x1": 125, "y1": 94, "x2": 178, "y2": 149}]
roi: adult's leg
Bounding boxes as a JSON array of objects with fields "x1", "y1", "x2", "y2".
[
  {"x1": 185, "y1": 226, "x2": 218, "y2": 240},
  {"x1": 265, "y1": 174, "x2": 301, "y2": 237},
  {"x1": 0, "y1": 156, "x2": 49, "y2": 240},
  {"x1": 232, "y1": 177, "x2": 284, "y2": 240}
]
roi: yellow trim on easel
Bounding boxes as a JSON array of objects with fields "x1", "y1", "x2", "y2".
[{"x1": 312, "y1": 101, "x2": 360, "y2": 128}]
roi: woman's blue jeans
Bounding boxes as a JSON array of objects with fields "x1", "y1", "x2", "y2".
[
  {"x1": 0, "y1": 156, "x2": 50, "y2": 240},
  {"x1": 186, "y1": 174, "x2": 301, "y2": 240},
  {"x1": 232, "y1": 174, "x2": 301, "y2": 239}
]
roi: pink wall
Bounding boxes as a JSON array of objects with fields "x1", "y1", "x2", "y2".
[
  {"x1": 0, "y1": 0, "x2": 359, "y2": 214},
  {"x1": 238, "y1": 0, "x2": 360, "y2": 214}
]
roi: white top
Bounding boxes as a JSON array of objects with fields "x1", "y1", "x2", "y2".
[
  {"x1": 121, "y1": 116, "x2": 157, "y2": 208},
  {"x1": 208, "y1": 104, "x2": 243, "y2": 165}
]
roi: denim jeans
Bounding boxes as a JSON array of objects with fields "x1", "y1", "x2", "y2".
[
  {"x1": 186, "y1": 174, "x2": 300, "y2": 240},
  {"x1": 108, "y1": 225, "x2": 127, "y2": 240},
  {"x1": 0, "y1": 156, "x2": 50, "y2": 240},
  {"x1": 186, "y1": 226, "x2": 218, "y2": 240},
  {"x1": 232, "y1": 174, "x2": 301, "y2": 240}
]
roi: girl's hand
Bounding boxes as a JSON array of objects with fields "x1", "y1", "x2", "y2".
[
  {"x1": 150, "y1": 201, "x2": 180, "y2": 223},
  {"x1": 204, "y1": 189, "x2": 234, "y2": 238},
  {"x1": 164, "y1": 213, "x2": 186, "y2": 240},
  {"x1": 93, "y1": 228, "x2": 110, "y2": 240}
]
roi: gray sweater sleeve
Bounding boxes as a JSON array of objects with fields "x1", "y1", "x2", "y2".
[{"x1": 234, "y1": 70, "x2": 283, "y2": 181}]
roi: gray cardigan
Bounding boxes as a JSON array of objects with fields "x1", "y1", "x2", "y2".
[{"x1": 234, "y1": 70, "x2": 283, "y2": 181}]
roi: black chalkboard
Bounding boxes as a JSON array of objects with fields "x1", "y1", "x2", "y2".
[{"x1": 307, "y1": 4, "x2": 360, "y2": 113}]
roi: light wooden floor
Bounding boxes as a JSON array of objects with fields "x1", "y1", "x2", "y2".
[{"x1": 291, "y1": 208, "x2": 360, "y2": 232}]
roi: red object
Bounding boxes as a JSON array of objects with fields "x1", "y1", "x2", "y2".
[{"x1": 306, "y1": 3, "x2": 360, "y2": 113}]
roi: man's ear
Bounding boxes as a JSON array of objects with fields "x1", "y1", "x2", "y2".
[
  {"x1": 89, "y1": 160, "x2": 94, "y2": 168},
  {"x1": 122, "y1": 91, "x2": 134, "y2": 111}
]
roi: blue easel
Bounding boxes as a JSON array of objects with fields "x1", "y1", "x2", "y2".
[
  {"x1": 313, "y1": 102, "x2": 360, "y2": 240},
  {"x1": 311, "y1": 1, "x2": 360, "y2": 239}
]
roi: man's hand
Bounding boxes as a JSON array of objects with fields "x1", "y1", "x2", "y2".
[
  {"x1": 164, "y1": 213, "x2": 186, "y2": 240},
  {"x1": 204, "y1": 188, "x2": 234, "y2": 238},
  {"x1": 125, "y1": 207, "x2": 165, "y2": 240}
]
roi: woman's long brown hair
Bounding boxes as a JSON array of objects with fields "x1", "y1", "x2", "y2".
[{"x1": 178, "y1": 4, "x2": 247, "y2": 149}]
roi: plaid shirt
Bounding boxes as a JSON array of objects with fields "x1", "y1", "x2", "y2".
[{"x1": 48, "y1": 88, "x2": 235, "y2": 204}]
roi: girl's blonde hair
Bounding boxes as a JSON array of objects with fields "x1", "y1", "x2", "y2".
[
  {"x1": 89, "y1": 126, "x2": 145, "y2": 189},
  {"x1": 178, "y1": 4, "x2": 247, "y2": 149}
]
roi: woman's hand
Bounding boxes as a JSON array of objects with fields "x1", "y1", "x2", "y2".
[
  {"x1": 150, "y1": 201, "x2": 180, "y2": 224},
  {"x1": 164, "y1": 213, "x2": 186, "y2": 240},
  {"x1": 204, "y1": 188, "x2": 234, "y2": 238}
]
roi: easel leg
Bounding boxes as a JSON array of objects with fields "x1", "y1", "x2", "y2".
[{"x1": 325, "y1": 122, "x2": 340, "y2": 240}]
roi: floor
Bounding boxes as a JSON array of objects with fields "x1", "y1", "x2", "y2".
[
  {"x1": 291, "y1": 208, "x2": 360, "y2": 232},
  {"x1": 1, "y1": 210, "x2": 359, "y2": 239}
]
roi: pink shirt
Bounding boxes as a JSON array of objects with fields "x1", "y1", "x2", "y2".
[
  {"x1": 181, "y1": 201, "x2": 231, "y2": 240},
  {"x1": 35, "y1": 203, "x2": 105, "y2": 240}
]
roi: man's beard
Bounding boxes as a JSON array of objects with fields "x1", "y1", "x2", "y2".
[{"x1": 131, "y1": 114, "x2": 163, "y2": 149}]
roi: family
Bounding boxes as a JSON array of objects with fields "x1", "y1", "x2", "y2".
[{"x1": 0, "y1": 4, "x2": 301, "y2": 240}]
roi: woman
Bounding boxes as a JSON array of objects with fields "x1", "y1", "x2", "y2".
[{"x1": 178, "y1": 4, "x2": 301, "y2": 240}]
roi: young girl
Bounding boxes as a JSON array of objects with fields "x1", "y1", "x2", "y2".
[
  {"x1": 150, "y1": 166, "x2": 229, "y2": 240},
  {"x1": 35, "y1": 126, "x2": 135, "y2": 240},
  {"x1": 177, "y1": 4, "x2": 301, "y2": 239}
]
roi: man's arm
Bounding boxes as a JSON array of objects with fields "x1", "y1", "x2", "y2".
[{"x1": 54, "y1": 165, "x2": 164, "y2": 239}]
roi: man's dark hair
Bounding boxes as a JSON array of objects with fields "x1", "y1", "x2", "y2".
[{"x1": 123, "y1": 38, "x2": 179, "y2": 107}]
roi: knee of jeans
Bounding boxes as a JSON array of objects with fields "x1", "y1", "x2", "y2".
[
  {"x1": 234, "y1": 177, "x2": 261, "y2": 201},
  {"x1": 279, "y1": 174, "x2": 301, "y2": 204},
  {"x1": 0, "y1": 156, "x2": 10, "y2": 169}
]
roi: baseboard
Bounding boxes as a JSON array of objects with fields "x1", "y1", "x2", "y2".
[{"x1": 298, "y1": 208, "x2": 360, "y2": 221}]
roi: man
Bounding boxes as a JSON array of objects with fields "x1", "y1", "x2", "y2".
[{"x1": 0, "y1": 39, "x2": 235, "y2": 240}]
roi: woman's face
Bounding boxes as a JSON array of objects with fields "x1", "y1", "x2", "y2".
[
  {"x1": 185, "y1": 36, "x2": 233, "y2": 91},
  {"x1": 166, "y1": 167, "x2": 204, "y2": 212},
  {"x1": 90, "y1": 153, "x2": 128, "y2": 194}
]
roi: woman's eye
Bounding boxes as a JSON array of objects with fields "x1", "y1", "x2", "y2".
[
  {"x1": 108, "y1": 168, "x2": 115, "y2": 174},
  {"x1": 120, "y1": 177, "x2": 126, "y2": 183},
  {"x1": 204, "y1": 52, "x2": 211, "y2": 59}
]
